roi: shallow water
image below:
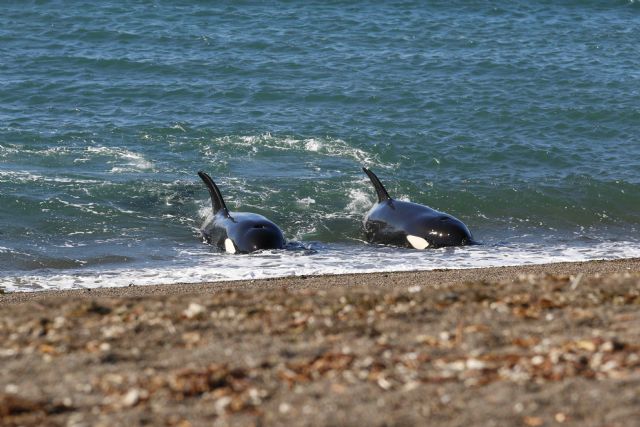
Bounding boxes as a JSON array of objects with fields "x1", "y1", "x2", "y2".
[{"x1": 1, "y1": 1, "x2": 639, "y2": 291}]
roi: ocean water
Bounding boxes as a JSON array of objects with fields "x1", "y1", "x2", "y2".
[{"x1": 1, "y1": 1, "x2": 639, "y2": 292}]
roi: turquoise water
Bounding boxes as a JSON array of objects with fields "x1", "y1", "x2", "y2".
[{"x1": 1, "y1": 1, "x2": 639, "y2": 291}]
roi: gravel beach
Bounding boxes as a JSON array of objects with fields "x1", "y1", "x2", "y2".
[{"x1": 2, "y1": 258, "x2": 640, "y2": 426}]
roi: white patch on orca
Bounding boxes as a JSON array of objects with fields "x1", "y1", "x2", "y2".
[
  {"x1": 224, "y1": 238, "x2": 236, "y2": 254},
  {"x1": 406, "y1": 235, "x2": 429, "y2": 250}
]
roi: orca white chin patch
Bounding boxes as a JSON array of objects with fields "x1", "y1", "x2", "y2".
[
  {"x1": 224, "y1": 238, "x2": 237, "y2": 254},
  {"x1": 406, "y1": 235, "x2": 429, "y2": 250}
]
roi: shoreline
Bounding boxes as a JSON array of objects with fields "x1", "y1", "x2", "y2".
[
  {"x1": 2, "y1": 257, "x2": 639, "y2": 426},
  {"x1": 2, "y1": 257, "x2": 639, "y2": 303}
]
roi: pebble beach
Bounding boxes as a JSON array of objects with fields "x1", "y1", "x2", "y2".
[{"x1": 2, "y1": 258, "x2": 639, "y2": 426}]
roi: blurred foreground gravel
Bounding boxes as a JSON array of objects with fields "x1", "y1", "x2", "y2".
[{"x1": 1, "y1": 259, "x2": 639, "y2": 426}]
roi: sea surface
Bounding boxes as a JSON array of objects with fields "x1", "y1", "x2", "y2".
[{"x1": 1, "y1": 1, "x2": 639, "y2": 292}]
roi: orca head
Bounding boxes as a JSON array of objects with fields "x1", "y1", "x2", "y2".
[
  {"x1": 406, "y1": 214, "x2": 473, "y2": 249},
  {"x1": 229, "y1": 219, "x2": 286, "y2": 253}
]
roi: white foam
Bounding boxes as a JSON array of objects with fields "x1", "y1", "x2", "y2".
[
  {"x1": 86, "y1": 146, "x2": 155, "y2": 173},
  {"x1": 0, "y1": 170, "x2": 101, "y2": 184},
  {"x1": 0, "y1": 144, "x2": 69, "y2": 158},
  {"x1": 296, "y1": 197, "x2": 316, "y2": 206},
  {"x1": 54, "y1": 198, "x2": 102, "y2": 215},
  {"x1": 218, "y1": 134, "x2": 392, "y2": 169},
  {"x1": 345, "y1": 187, "x2": 374, "y2": 215},
  {"x1": 304, "y1": 139, "x2": 322, "y2": 152},
  {"x1": 2, "y1": 240, "x2": 640, "y2": 293}
]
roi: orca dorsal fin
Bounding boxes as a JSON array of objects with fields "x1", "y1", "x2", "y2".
[
  {"x1": 198, "y1": 171, "x2": 230, "y2": 217},
  {"x1": 362, "y1": 167, "x2": 391, "y2": 202}
]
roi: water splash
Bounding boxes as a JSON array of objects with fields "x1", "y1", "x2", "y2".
[{"x1": 2, "y1": 240, "x2": 639, "y2": 292}]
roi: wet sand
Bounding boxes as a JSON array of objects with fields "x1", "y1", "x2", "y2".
[{"x1": 2, "y1": 258, "x2": 640, "y2": 426}]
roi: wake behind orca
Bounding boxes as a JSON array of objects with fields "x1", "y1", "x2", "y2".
[
  {"x1": 197, "y1": 171, "x2": 286, "y2": 254},
  {"x1": 362, "y1": 167, "x2": 475, "y2": 249}
]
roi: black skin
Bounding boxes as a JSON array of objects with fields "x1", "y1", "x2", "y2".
[
  {"x1": 362, "y1": 167, "x2": 475, "y2": 249},
  {"x1": 198, "y1": 171, "x2": 285, "y2": 254}
]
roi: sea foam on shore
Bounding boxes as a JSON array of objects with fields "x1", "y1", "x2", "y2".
[{"x1": 3, "y1": 240, "x2": 640, "y2": 292}]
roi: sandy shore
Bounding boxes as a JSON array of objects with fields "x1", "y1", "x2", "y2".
[{"x1": 2, "y1": 258, "x2": 640, "y2": 426}]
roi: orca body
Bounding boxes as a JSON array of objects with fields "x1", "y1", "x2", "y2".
[
  {"x1": 362, "y1": 168, "x2": 474, "y2": 249},
  {"x1": 198, "y1": 171, "x2": 285, "y2": 254}
]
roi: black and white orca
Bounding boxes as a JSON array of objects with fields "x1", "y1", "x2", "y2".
[
  {"x1": 197, "y1": 171, "x2": 285, "y2": 254},
  {"x1": 362, "y1": 167, "x2": 475, "y2": 249}
]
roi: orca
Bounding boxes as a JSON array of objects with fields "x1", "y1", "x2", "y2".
[
  {"x1": 362, "y1": 167, "x2": 474, "y2": 249},
  {"x1": 197, "y1": 171, "x2": 286, "y2": 254}
]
